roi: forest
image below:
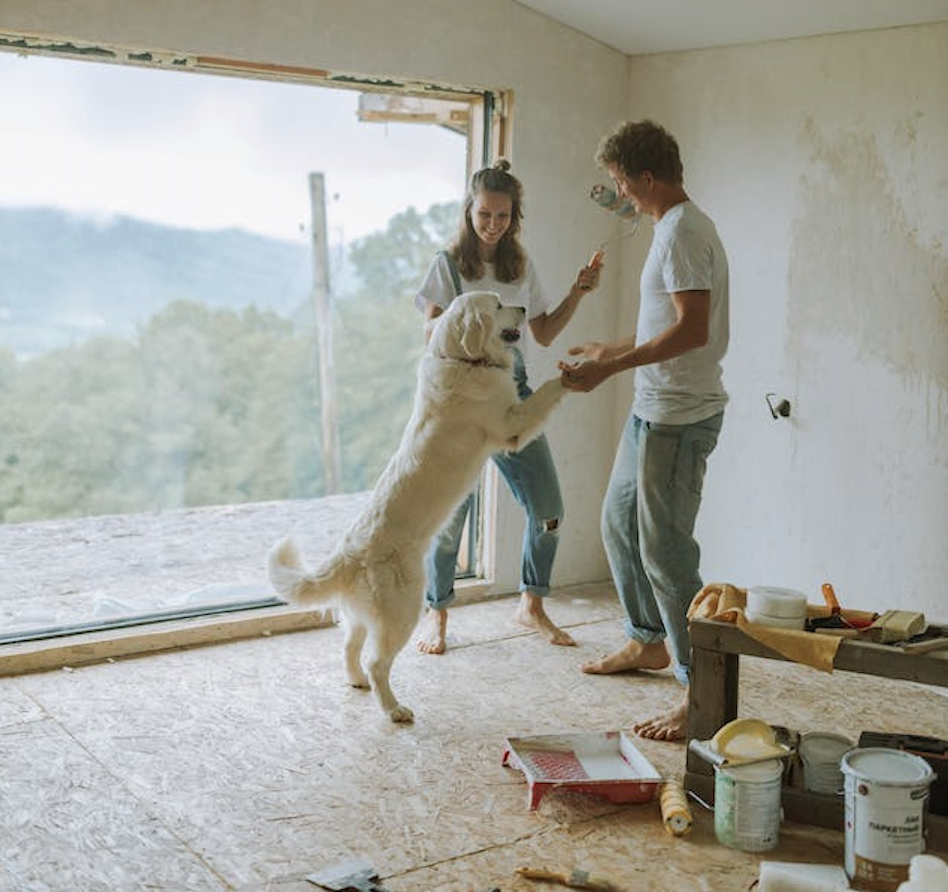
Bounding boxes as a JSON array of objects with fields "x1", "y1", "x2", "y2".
[{"x1": 0, "y1": 201, "x2": 460, "y2": 523}]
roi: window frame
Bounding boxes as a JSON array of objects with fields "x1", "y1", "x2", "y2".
[{"x1": 0, "y1": 31, "x2": 510, "y2": 672}]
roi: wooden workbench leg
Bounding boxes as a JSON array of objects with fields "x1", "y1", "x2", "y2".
[{"x1": 685, "y1": 646, "x2": 739, "y2": 803}]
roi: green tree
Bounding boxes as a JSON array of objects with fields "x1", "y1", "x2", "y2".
[
  {"x1": 333, "y1": 200, "x2": 459, "y2": 491},
  {"x1": 0, "y1": 199, "x2": 460, "y2": 522}
]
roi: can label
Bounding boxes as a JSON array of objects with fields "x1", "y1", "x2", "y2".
[
  {"x1": 844, "y1": 766, "x2": 931, "y2": 891},
  {"x1": 714, "y1": 762, "x2": 782, "y2": 853}
]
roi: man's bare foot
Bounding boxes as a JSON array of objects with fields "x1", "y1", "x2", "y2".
[
  {"x1": 632, "y1": 690, "x2": 689, "y2": 742},
  {"x1": 416, "y1": 608, "x2": 448, "y2": 655},
  {"x1": 579, "y1": 639, "x2": 670, "y2": 674},
  {"x1": 516, "y1": 592, "x2": 576, "y2": 646}
]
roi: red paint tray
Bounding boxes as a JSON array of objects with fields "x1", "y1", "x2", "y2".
[{"x1": 502, "y1": 730, "x2": 662, "y2": 810}]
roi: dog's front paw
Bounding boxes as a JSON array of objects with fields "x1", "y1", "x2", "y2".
[{"x1": 388, "y1": 704, "x2": 414, "y2": 723}]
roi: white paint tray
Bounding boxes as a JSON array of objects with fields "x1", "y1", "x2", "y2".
[{"x1": 502, "y1": 730, "x2": 662, "y2": 810}]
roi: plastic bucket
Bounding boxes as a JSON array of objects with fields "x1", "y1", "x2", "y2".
[
  {"x1": 841, "y1": 747, "x2": 935, "y2": 892},
  {"x1": 714, "y1": 758, "x2": 784, "y2": 852}
]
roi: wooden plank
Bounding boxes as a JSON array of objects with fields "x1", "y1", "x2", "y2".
[
  {"x1": 686, "y1": 646, "x2": 738, "y2": 779},
  {"x1": 689, "y1": 619, "x2": 948, "y2": 687}
]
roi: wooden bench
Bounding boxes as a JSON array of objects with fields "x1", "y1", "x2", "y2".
[{"x1": 684, "y1": 618, "x2": 948, "y2": 851}]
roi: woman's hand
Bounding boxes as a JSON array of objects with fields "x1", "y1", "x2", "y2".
[{"x1": 572, "y1": 262, "x2": 601, "y2": 296}]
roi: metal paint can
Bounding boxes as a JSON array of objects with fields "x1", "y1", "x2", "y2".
[
  {"x1": 800, "y1": 732, "x2": 853, "y2": 794},
  {"x1": 841, "y1": 747, "x2": 935, "y2": 891},
  {"x1": 714, "y1": 758, "x2": 784, "y2": 852}
]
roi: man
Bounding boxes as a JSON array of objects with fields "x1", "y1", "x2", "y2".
[{"x1": 560, "y1": 119, "x2": 729, "y2": 741}]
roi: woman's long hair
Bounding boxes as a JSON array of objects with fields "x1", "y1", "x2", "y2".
[{"x1": 450, "y1": 159, "x2": 526, "y2": 283}]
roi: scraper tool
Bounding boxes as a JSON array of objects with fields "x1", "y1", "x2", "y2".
[{"x1": 307, "y1": 857, "x2": 391, "y2": 892}]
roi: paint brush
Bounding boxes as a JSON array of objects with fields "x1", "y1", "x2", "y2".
[{"x1": 516, "y1": 866, "x2": 615, "y2": 892}]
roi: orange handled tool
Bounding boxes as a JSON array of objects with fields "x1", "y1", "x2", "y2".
[
  {"x1": 516, "y1": 867, "x2": 614, "y2": 892},
  {"x1": 822, "y1": 582, "x2": 841, "y2": 614},
  {"x1": 587, "y1": 248, "x2": 605, "y2": 270}
]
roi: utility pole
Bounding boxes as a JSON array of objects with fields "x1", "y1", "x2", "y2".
[{"x1": 309, "y1": 172, "x2": 341, "y2": 495}]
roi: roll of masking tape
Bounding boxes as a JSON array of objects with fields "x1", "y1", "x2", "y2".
[{"x1": 747, "y1": 587, "x2": 807, "y2": 620}]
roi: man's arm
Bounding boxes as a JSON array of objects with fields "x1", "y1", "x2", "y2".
[{"x1": 559, "y1": 290, "x2": 710, "y2": 392}]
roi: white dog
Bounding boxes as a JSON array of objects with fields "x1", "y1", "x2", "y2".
[{"x1": 268, "y1": 291, "x2": 568, "y2": 722}]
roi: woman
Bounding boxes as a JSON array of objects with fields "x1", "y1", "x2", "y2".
[{"x1": 415, "y1": 159, "x2": 601, "y2": 654}]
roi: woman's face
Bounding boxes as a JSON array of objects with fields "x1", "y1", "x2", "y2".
[{"x1": 469, "y1": 190, "x2": 513, "y2": 249}]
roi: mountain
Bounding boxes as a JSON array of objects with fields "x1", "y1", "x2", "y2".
[{"x1": 0, "y1": 207, "x2": 329, "y2": 356}]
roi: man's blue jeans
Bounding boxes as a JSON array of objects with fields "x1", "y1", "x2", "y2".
[
  {"x1": 423, "y1": 348, "x2": 563, "y2": 609},
  {"x1": 601, "y1": 411, "x2": 724, "y2": 686}
]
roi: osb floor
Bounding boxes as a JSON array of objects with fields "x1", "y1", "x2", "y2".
[{"x1": 2, "y1": 584, "x2": 947, "y2": 892}]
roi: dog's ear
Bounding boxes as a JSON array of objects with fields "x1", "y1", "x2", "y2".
[{"x1": 459, "y1": 303, "x2": 493, "y2": 358}]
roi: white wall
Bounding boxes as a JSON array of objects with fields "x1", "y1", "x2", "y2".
[
  {"x1": 0, "y1": 0, "x2": 630, "y2": 593},
  {"x1": 621, "y1": 23, "x2": 948, "y2": 620}
]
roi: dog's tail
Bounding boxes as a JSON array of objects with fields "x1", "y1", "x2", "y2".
[{"x1": 267, "y1": 537, "x2": 353, "y2": 607}]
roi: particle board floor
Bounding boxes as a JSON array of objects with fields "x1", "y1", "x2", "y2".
[{"x1": 1, "y1": 583, "x2": 946, "y2": 892}]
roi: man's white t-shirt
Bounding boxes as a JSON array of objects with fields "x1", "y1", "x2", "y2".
[
  {"x1": 415, "y1": 252, "x2": 552, "y2": 330},
  {"x1": 633, "y1": 201, "x2": 729, "y2": 425}
]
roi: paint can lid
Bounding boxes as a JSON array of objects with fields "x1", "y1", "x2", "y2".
[
  {"x1": 799, "y1": 732, "x2": 853, "y2": 762},
  {"x1": 841, "y1": 747, "x2": 936, "y2": 785},
  {"x1": 718, "y1": 759, "x2": 784, "y2": 781}
]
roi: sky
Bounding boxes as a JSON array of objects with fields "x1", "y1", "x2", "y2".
[{"x1": 0, "y1": 50, "x2": 468, "y2": 245}]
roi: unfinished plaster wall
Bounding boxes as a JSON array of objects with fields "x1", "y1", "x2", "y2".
[
  {"x1": 621, "y1": 24, "x2": 948, "y2": 619},
  {"x1": 0, "y1": 0, "x2": 630, "y2": 594}
]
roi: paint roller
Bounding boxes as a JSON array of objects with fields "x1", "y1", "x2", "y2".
[
  {"x1": 659, "y1": 780, "x2": 693, "y2": 837},
  {"x1": 590, "y1": 183, "x2": 639, "y2": 222},
  {"x1": 587, "y1": 184, "x2": 641, "y2": 268}
]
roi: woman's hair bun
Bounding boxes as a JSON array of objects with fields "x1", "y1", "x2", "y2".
[{"x1": 492, "y1": 158, "x2": 512, "y2": 173}]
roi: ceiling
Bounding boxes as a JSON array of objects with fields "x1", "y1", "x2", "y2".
[{"x1": 514, "y1": 0, "x2": 948, "y2": 55}]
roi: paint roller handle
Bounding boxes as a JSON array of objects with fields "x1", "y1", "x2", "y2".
[{"x1": 586, "y1": 248, "x2": 605, "y2": 270}]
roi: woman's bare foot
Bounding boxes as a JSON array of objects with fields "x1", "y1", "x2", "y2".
[
  {"x1": 579, "y1": 640, "x2": 670, "y2": 674},
  {"x1": 632, "y1": 690, "x2": 689, "y2": 742},
  {"x1": 516, "y1": 592, "x2": 576, "y2": 646},
  {"x1": 416, "y1": 608, "x2": 448, "y2": 655}
]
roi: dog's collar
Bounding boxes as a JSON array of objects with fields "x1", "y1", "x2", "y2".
[{"x1": 439, "y1": 356, "x2": 506, "y2": 369}]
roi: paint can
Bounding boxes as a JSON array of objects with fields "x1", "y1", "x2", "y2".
[
  {"x1": 800, "y1": 732, "x2": 853, "y2": 795},
  {"x1": 841, "y1": 747, "x2": 936, "y2": 892},
  {"x1": 714, "y1": 758, "x2": 784, "y2": 852}
]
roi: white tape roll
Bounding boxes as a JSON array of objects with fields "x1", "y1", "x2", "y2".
[{"x1": 747, "y1": 586, "x2": 807, "y2": 619}]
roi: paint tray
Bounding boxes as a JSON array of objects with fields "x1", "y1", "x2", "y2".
[{"x1": 502, "y1": 730, "x2": 662, "y2": 810}]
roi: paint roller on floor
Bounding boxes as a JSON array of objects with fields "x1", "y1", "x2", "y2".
[{"x1": 658, "y1": 780, "x2": 693, "y2": 837}]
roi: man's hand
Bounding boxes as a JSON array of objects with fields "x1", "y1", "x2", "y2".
[
  {"x1": 558, "y1": 358, "x2": 611, "y2": 392},
  {"x1": 566, "y1": 341, "x2": 608, "y2": 362}
]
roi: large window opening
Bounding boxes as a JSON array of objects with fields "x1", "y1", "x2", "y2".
[{"x1": 0, "y1": 41, "x2": 501, "y2": 650}]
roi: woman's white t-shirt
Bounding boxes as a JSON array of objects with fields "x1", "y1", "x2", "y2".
[{"x1": 415, "y1": 252, "x2": 552, "y2": 330}]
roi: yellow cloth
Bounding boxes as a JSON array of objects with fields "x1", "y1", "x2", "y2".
[{"x1": 687, "y1": 583, "x2": 841, "y2": 673}]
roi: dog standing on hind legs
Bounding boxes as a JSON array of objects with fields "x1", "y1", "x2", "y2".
[{"x1": 268, "y1": 291, "x2": 569, "y2": 722}]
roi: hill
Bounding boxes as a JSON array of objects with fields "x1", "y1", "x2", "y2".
[{"x1": 0, "y1": 207, "x2": 319, "y2": 356}]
